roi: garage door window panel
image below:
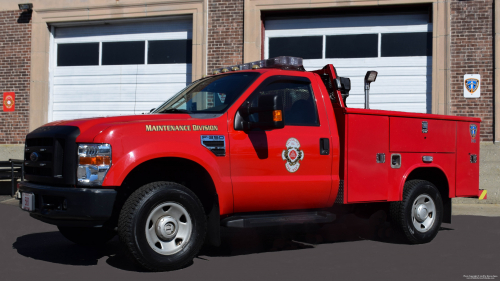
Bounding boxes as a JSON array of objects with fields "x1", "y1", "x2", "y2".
[
  {"x1": 326, "y1": 34, "x2": 378, "y2": 58},
  {"x1": 269, "y1": 37, "x2": 322, "y2": 59},
  {"x1": 381, "y1": 32, "x2": 432, "y2": 57},
  {"x1": 148, "y1": 40, "x2": 192, "y2": 64},
  {"x1": 51, "y1": 19, "x2": 193, "y2": 121},
  {"x1": 57, "y1": 43, "x2": 99, "y2": 66},
  {"x1": 264, "y1": 14, "x2": 432, "y2": 114},
  {"x1": 102, "y1": 41, "x2": 145, "y2": 65}
]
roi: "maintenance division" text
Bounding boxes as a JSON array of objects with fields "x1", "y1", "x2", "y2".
[{"x1": 145, "y1": 125, "x2": 218, "y2": 132}]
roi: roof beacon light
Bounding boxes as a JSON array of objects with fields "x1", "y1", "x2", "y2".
[
  {"x1": 211, "y1": 56, "x2": 304, "y2": 75},
  {"x1": 237, "y1": 64, "x2": 251, "y2": 71},
  {"x1": 251, "y1": 60, "x2": 265, "y2": 69},
  {"x1": 266, "y1": 56, "x2": 303, "y2": 70}
]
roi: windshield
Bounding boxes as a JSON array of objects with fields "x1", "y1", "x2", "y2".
[{"x1": 153, "y1": 72, "x2": 261, "y2": 114}]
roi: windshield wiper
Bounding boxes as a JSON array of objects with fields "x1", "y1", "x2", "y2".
[{"x1": 161, "y1": 108, "x2": 189, "y2": 114}]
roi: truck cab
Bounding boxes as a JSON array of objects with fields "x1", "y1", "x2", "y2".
[{"x1": 18, "y1": 56, "x2": 482, "y2": 271}]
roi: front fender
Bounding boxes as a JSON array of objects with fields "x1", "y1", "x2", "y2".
[{"x1": 102, "y1": 140, "x2": 233, "y2": 214}]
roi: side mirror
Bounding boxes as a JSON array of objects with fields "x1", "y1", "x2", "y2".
[
  {"x1": 336, "y1": 77, "x2": 351, "y2": 105},
  {"x1": 235, "y1": 94, "x2": 285, "y2": 130}
]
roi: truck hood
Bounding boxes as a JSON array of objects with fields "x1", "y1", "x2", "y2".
[{"x1": 43, "y1": 114, "x2": 211, "y2": 142}]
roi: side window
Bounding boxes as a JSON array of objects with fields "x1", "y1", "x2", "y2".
[{"x1": 247, "y1": 76, "x2": 319, "y2": 126}]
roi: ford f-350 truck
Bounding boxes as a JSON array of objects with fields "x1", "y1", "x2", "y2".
[{"x1": 18, "y1": 56, "x2": 484, "y2": 271}]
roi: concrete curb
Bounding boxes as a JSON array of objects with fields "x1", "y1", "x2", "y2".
[
  {"x1": 452, "y1": 203, "x2": 500, "y2": 217},
  {"x1": 0, "y1": 198, "x2": 18, "y2": 206}
]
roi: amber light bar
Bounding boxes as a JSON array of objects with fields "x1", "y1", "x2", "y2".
[{"x1": 212, "y1": 56, "x2": 304, "y2": 75}]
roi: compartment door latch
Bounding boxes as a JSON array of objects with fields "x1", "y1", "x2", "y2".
[
  {"x1": 422, "y1": 121, "x2": 428, "y2": 133},
  {"x1": 391, "y1": 154, "x2": 401, "y2": 168},
  {"x1": 376, "y1": 153, "x2": 385, "y2": 163},
  {"x1": 470, "y1": 154, "x2": 478, "y2": 163}
]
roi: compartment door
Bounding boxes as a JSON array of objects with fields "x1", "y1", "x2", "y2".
[
  {"x1": 456, "y1": 122, "x2": 480, "y2": 197},
  {"x1": 390, "y1": 117, "x2": 456, "y2": 153},
  {"x1": 347, "y1": 114, "x2": 389, "y2": 202}
]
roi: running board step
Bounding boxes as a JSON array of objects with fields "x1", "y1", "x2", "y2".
[{"x1": 221, "y1": 211, "x2": 336, "y2": 228}]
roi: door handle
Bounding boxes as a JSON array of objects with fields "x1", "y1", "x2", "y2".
[{"x1": 320, "y1": 138, "x2": 330, "y2": 155}]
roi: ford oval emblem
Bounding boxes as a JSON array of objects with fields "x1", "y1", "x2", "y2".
[{"x1": 30, "y1": 152, "x2": 39, "y2": 162}]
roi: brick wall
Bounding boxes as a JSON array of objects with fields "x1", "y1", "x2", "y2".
[
  {"x1": 0, "y1": 10, "x2": 31, "y2": 144},
  {"x1": 207, "y1": 0, "x2": 244, "y2": 74},
  {"x1": 450, "y1": 0, "x2": 494, "y2": 141}
]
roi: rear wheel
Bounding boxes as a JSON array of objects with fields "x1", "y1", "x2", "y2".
[
  {"x1": 390, "y1": 180, "x2": 443, "y2": 244},
  {"x1": 118, "y1": 181, "x2": 206, "y2": 271},
  {"x1": 58, "y1": 226, "x2": 116, "y2": 246}
]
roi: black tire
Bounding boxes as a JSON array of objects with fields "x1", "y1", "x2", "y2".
[
  {"x1": 390, "y1": 180, "x2": 443, "y2": 244},
  {"x1": 118, "y1": 181, "x2": 206, "y2": 271},
  {"x1": 58, "y1": 226, "x2": 116, "y2": 246}
]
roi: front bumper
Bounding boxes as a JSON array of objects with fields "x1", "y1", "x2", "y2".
[{"x1": 18, "y1": 181, "x2": 117, "y2": 227}]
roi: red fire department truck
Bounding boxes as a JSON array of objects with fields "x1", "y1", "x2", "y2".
[{"x1": 18, "y1": 56, "x2": 484, "y2": 271}]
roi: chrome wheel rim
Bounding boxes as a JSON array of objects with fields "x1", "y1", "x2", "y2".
[
  {"x1": 145, "y1": 202, "x2": 192, "y2": 255},
  {"x1": 411, "y1": 194, "x2": 436, "y2": 233}
]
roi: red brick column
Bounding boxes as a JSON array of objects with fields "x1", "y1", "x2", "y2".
[
  {"x1": 450, "y1": 0, "x2": 494, "y2": 141},
  {"x1": 207, "y1": 0, "x2": 244, "y2": 75},
  {"x1": 0, "y1": 10, "x2": 31, "y2": 144}
]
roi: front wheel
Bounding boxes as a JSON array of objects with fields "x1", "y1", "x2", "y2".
[
  {"x1": 390, "y1": 180, "x2": 443, "y2": 244},
  {"x1": 118, "y1": 182, "x2": 207, "y2": 271}
]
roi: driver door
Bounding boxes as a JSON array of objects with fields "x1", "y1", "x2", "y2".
[{"x1": 229, "y1": 73, "x2": 333, "y2": 213}]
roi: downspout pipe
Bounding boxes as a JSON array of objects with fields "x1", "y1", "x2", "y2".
[{"x1": 495, "y1": 0, "x2": 500, "y2": 143}]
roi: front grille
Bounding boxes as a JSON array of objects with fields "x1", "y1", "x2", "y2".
[
  {"x1": 24, "y1": 138, "x2": 64, "y2": 178},
  {"x1": 24, "y1": 126, "x2": 80, "y2": 185},
  {"x1": 25, "y1": 166, "x2": 53, "y2": 177},
  {"x1": 26, "y1": 138, "x2": 53, "y2": 147}
]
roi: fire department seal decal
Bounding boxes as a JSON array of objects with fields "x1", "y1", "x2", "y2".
[
  {"x1": 282, "y1": 138, "x2": 304, "y2": 173},
  {"x1": 3, "y1": 95, "x2": 14, "y2": 109}
]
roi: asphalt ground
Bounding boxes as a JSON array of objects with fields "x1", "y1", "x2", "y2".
[{"x1": 1, "y1": 202, "x2": 499, "y2": 281}]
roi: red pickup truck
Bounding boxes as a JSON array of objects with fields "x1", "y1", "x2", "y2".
[{"x1": 18, "y1": 56, "x2": 483, "y2": 271}]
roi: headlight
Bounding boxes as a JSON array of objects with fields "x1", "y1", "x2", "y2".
[{"x1": 77, "y1": 143, "x2": 111, "y2": 186}]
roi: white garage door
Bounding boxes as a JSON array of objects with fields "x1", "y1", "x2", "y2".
[
  {"x1": 49, "y1": 18, "x2": 192, "y2": 121},
  {"x1": 265, "y1": 13, "x2": 432, "y2": 113}
]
